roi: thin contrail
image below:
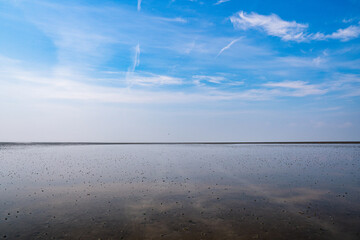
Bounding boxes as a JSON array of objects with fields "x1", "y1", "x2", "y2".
[
  {"x1": 217, "y1": 38, "x2": 240, "y2": 57},
  {"x1": 137, "y1": 0, "x2": 142, "y2": 11}
]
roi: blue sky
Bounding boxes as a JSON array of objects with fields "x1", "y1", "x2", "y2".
[{"x1": 0, "y1": 0, "x2": 359, "y2": 141}]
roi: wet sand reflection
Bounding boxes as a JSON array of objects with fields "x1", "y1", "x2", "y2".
[{"x1": 0, "y1": 144, "x2": 360, "y2": 239}]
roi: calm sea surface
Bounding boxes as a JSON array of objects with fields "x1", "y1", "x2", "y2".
[{"x1": 0, "y1": 144, "x2": 359, "y2": 239}]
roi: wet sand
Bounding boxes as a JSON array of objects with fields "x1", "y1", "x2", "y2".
[{"x1": 1, "y1": 144, "x2": 359, "y2": 239}]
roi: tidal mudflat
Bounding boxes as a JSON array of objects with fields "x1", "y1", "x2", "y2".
[{"x1": 0, "y1": 144, "x2": 359, "y2": 239}]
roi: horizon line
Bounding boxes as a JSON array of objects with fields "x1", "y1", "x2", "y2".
[{"x1": 1, "y1": 141, "x2": 360, "y2": 145}]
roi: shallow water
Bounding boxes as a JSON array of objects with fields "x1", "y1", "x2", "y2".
[{"x1": 0, "y1": 144, "x2": 359, "y2": 239}]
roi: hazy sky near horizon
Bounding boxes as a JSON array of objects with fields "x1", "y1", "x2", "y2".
[{"x1": 0, "y1": 0, "x2": 360, "y2": 142}]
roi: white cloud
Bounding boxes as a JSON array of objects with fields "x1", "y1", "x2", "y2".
[
  {"x1": 264, "y1": 81, "x2": 311, "y2": 89},
  {"x1": 192, "y1": 75, "x2": 244, "y2": 87},
  {"x1": 231, "y1": 11, "x2": 360, "y2": 42},
  {"x1": 327, "y1": 25, "x2": 360, "y2": 41},
  {"x1": 193, "y1": 75, "x2": 226, "y2": 85},
  {"x1": 0, "y1": 68, "x2": 185, "y2": 104},
  {"x1": 1, "y1": 63, "x2": 358, "y2": 104},
  {"x1": 0, "y1": 58, "x2": 330, "y2": 104},
  {"x1": 217, "y1": 38, "x2": 240, "y2": 57},
  {"x1": 310, "y1": 25, "x2": 360, "y2": 42},
  {"x1": 214, "y1": 0, "x2": 230, "y2": 5},
  {"x1": 128, "y1": 73, "x2": 183, "y2": 86},
  {"x1": 309, "y1": 32, "x2": 326, "y2": 41},
  {"x1": 230, "y1": 11, "x2": 308, "y2": 42},
  {"x1": 342, "y1": 18, "x2": 357, "y2": 23},
  {"x1": 312, "y1": 56, "x2": 323, "y2": 66},
  {"x1": 263, "y1": 81, "x2": 327, "y2": 96}
]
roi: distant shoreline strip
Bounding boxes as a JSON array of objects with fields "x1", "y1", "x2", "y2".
[{"x1": 0, "y1": 141, "x2": 359, "y2": 145}]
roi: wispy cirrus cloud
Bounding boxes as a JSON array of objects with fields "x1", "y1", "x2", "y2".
[
  {"x1": 2, "y1": 2, "x2": 359, "y2": 100},
  {"x1": 1, "y1": 56, "x2": 359, "y2": 105},
  {"x1": 230, "y1": 11, "x2": 360, "y2": 42}
]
